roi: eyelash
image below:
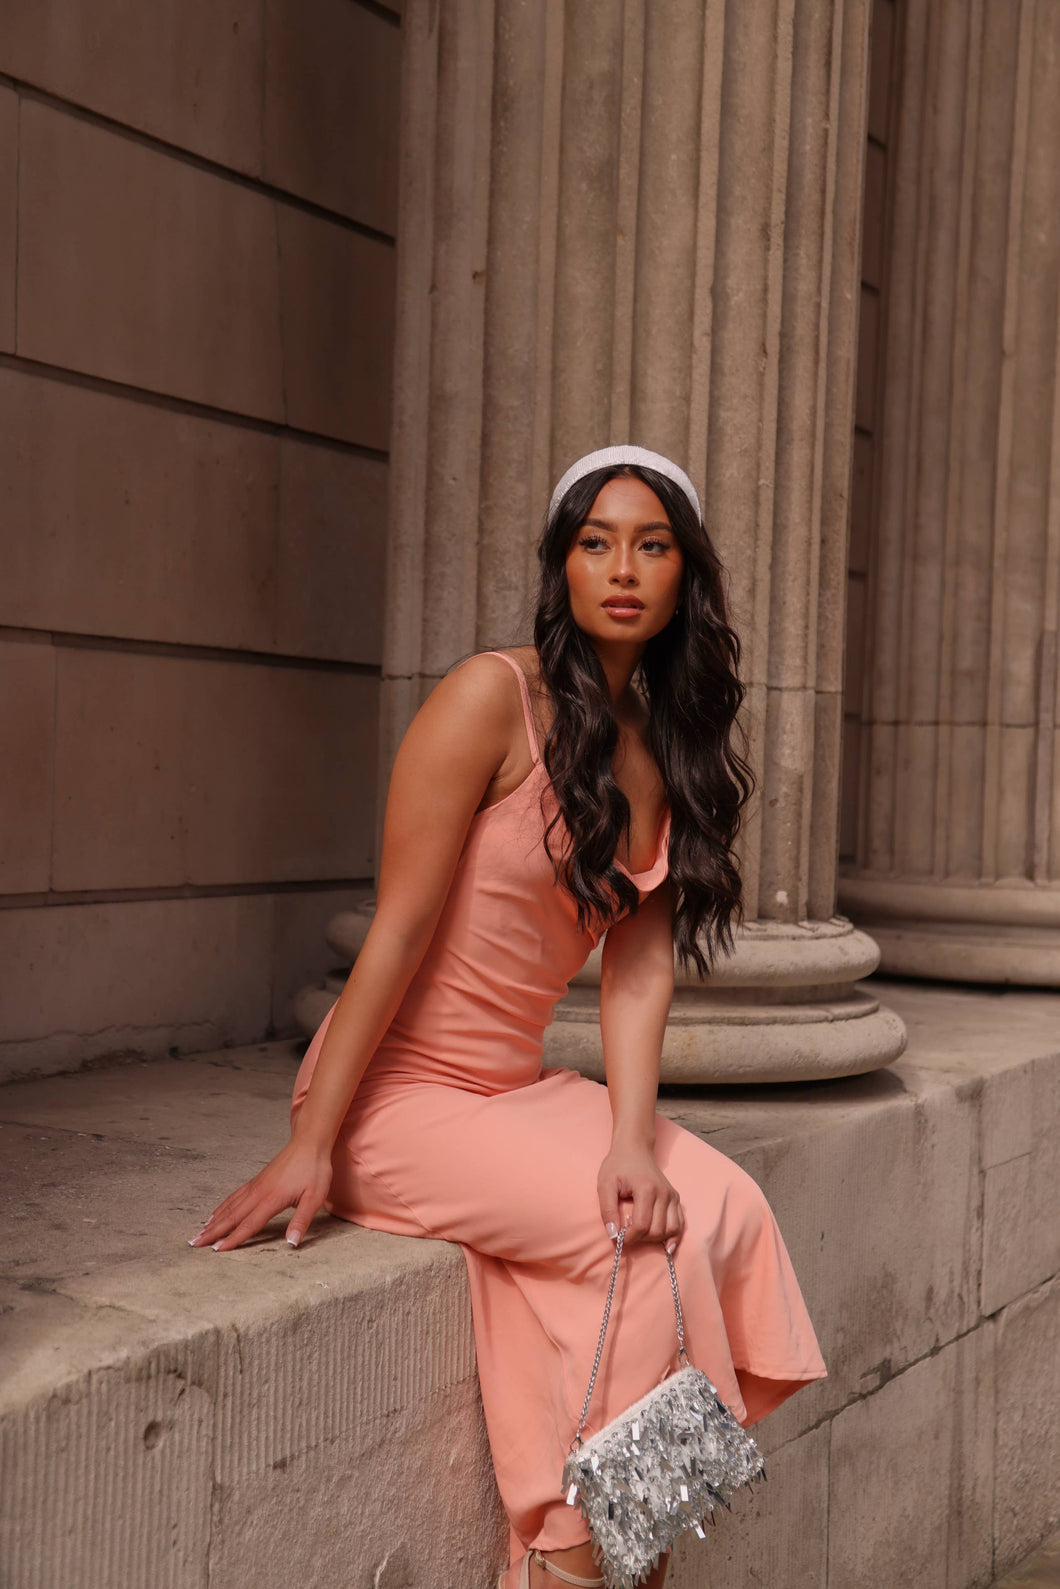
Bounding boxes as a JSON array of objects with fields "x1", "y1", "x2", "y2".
[{"x1": 577, "y1": 534, "x2": 672, "y2": 553}]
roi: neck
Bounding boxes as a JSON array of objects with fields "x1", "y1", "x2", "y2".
[{"x1": 589, "y1": 641, "x2": 646, "y2": 711}]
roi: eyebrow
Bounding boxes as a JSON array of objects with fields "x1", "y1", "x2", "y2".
[{"x1": 580, "y1": 517, "x2": 673, "y2": 533}]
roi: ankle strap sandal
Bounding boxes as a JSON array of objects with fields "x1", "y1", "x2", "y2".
[{"x1": 498, "y1": 1548, "x2": 605, "y2": 1589}]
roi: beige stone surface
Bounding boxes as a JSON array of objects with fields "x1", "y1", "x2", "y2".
[
  {"x1": 827, "y1": 1327, "x2": 995, "y2": 1589},
  {"x1": 0, "y1": 640, "x2": 55, "y2": 895},
  {"x1": 49, "y1": 647, "x2": 376, "y2": 890},
  {"x1": 994, "y1": 1277, "x2": 1060, "y2": 1578},
  {"x1": 669, "y1": 1424, "x2": 829, "y2": 1589},
  {"x1": 18, "y1": 101, "x2": 283, "y2": 416},
  {"x1": 277, "y1": 204, "x2": 396, "y2": 449},
  {"x1": 0, "y1": 897, "x2": 274, "y2": 1079},
  {"x1": 2, "y1": 985, "x2": 1057, "y2": 1585},
  {"x1": 0, "y1": 368, "x2": 386, "y2": 663},
  {"x1": 0, "y1": 1044, "x2": 500, "y2": 1588},
  {"x1": 263, "y1": 0, "x2": 401, "y2": 234},
  {"x1": 0, "y1": 85, "x2": 16, "y2": 352},
  {"x1": 0, "y1": 0, "x2": 264, "y2": 173},
  {"x1": 275, "y1": 438, "x2": 387, "y2": 662}
]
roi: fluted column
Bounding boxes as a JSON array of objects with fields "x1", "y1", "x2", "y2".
[
  {"x1": 297, "y1": 0, "x2": 906, "y2": 1081},
  {"x1": 838, "y1": 0, "x2": 1060, "y2": 983}
]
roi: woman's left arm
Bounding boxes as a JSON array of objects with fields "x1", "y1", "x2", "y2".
[{"x1": 597, "y1": 875, "x2": 684, "y2": 1251}]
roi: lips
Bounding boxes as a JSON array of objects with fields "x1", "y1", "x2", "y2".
[{"x1": 602, "y1": 598, "x2": 644, "y2": 610}]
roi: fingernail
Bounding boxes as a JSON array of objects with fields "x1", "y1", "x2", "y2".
[
  {"x1": 666, "y1": 1239, "x2": 677, "y2": 1255},
  {"x1": 606, "y1": 1222, "x2": 618, "y2": 1240},
  {"x1": 287, "y1": 1232, "x2": 301, "y2": 1248},
  {"x1": 211, "y1": 1241, "x2": 223, "y2": 1251}
]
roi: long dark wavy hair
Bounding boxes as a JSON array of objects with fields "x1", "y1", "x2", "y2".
[{"x1": 531, "y1": 462, "x2": 754, "y2": 978}]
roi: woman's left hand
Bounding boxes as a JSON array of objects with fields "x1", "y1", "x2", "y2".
[{"x1": 597, "y1": 1140, "x2": 685, "y2": 1251}]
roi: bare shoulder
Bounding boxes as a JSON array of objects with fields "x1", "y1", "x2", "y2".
[{"x1": 398, "y1": 650, "x2": 526, "y2": 759}]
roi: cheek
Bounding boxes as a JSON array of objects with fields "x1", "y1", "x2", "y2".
[{"x1": 564, "y1": 557, "x2": 593, "y2": 602}]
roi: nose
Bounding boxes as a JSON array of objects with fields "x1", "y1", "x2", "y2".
[{"x1": 610, "y1": 549, "x2": 638, "y2": 584}]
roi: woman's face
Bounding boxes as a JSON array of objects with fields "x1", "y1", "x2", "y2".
[{"x1": 564, "y1": 473, "x2": 685, "y2": 643}]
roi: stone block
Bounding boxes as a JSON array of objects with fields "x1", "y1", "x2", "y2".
[
  {"x1": 828, "y1": 1327, "x2": 994, "y2": 1589},
  {"x1": 50, "y1": 647, "x2": 377, "y2": 890},
  {"x1": 725, "y1": 1063, "x2": 979, "y2": 1442},
  {"x1": 668, "y1": 1423, "x2": 829, "y2": 1588},
  {"x1": 0, "y1": 367, "x2": 280, "y2": 648},
  {"x1": 17, "y1": 101, "x2": 283, "y2": 420},
  {"x1": 982, "y1": 1063, "x2": 1033, "y2": 1168},
  {"x1": 0, "y1": 640, "x2": 55, "y2": 894},
  {"x1": 0, "y1": 86, "x2": 16, "y2": 351},
  {"x1": 994, "y1": 1276, "x2": 1060, "y2": 1577},
  {"x1": 1028, "y1": 1053, "x2": 1060, "y2": 1285},
  {"x1": 52, "y1": 648, "x2": 189, "y2": 890},
  {"x1": 0, "y1": 1341, "x2": 214, "y2": 1589},
  {"x1": 0, "y1": 1, "x2": 263, "y2": 173},
  {"x1": 180, "y1": 659, "x2": 377, "y2": 885},
  {"x1": 277, "y1": 205, "x2": 395, "y2": 449},
  {"x1": 0, "y1": 368, "x2": 388, "y2": 662},
  {"x1": 206, "y1": 1377, "x2": 502, "y2": 1589},
  {"x1": 264, "y1": 0, "x2": 401, "y2": 233},
  {"x1": 0, "y1": 895, "x2": 274, "y2": 1079},
  {"x1": 982, "y1": 1154, "x2": 1037, "y2": 1315},
  {"x1": 276, "y1": 440, "x2": 388, "y2": 663}
]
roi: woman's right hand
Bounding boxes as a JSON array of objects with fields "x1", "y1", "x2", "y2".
[{"x1": 187, "y1": 1131, "x2": 334, "y2": 1252}]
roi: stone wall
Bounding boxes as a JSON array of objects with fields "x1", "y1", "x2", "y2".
[{"x1": 0, "y1": 0, "x2": 401, "y2": 1080}]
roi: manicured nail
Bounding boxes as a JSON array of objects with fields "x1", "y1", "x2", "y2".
[
  {"x1": 287, "y1": 1231, "x2": 301, "y2": 1248},
  {"x1": 606, "y1": 1222, "x2": 618, "y2": 1240},
  {"x1": 665, "y1": 1239, "x2": 677, "y2": 1255},
  {"x1": 212, "y1": 1241, "x2": 224, "y2": 1251}
]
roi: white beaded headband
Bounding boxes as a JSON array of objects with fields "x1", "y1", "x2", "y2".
[{"x1": 547, "y1": 444, "x2": 702, "y2": 526}]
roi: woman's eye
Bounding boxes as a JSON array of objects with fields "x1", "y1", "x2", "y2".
[
  {"x1": 577, "y1": 534, "x2": 607, "y2": 550},
  {"x1": 641, "y1": 538, "x2": 671, "y2": 553}
]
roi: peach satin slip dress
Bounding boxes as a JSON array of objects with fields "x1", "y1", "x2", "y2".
[{"x1": 290, "y1": 649, "x2": 827, "y2": 1564}]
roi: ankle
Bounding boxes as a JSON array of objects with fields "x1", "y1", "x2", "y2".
[{"x1": 530, "y1": 1547, "x2": 605, "y2": 1587}]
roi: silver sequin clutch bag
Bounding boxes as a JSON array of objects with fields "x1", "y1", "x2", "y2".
[{"x1": 561, "y1": 1227, "x2": 766, "y2": 1588}]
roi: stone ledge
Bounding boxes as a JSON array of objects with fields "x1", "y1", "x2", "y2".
[{"x1": 1, "y1": 981, "x2": 1059, "y2": 1587}]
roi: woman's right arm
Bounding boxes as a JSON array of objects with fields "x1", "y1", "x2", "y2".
[{"x1": 189, "y1": 654, "x2": 521, "y2": 1252}]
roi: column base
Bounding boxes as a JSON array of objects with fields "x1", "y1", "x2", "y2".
[
  {"x1": 551, "y1": 916, "x2": 907, "y2": 1083},
  {"x1": 839, "y1": 878, "x2": 1060, "y2": 985}
]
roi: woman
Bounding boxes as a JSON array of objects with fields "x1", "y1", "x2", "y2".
[{"x1": 190, "y1": 445, "x2": 828, "y2": 1589}]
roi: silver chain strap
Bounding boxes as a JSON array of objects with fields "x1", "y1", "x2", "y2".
[{"x1": 570, "y1": 1226, "x2": 691, "y2": 1452}]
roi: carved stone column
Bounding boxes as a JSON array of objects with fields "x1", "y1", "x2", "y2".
[
  {"x1": 298, "y1": 0, "x2": 907, "y2": 1080},
  {"x1": 838, "y1": 0, "x2": 1060, "y2": 982}
]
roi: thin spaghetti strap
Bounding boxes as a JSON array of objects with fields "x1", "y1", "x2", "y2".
[{"x1": 481, "y1": 651, "x2": 543, "y2": 767}]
